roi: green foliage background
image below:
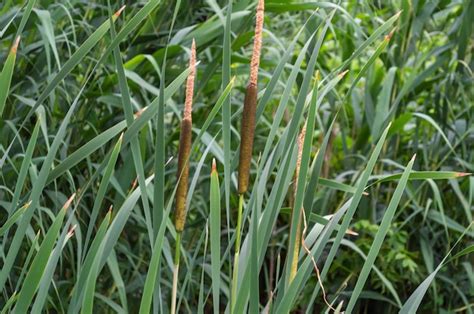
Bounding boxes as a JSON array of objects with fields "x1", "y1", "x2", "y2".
[{"x1": 0, "y1": 0, "x2": 472, "y2": 312}]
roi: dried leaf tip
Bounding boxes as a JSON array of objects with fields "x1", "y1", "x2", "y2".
[
  {"x1": 411, "y1": 153, "x2": 417, "y2": 161},
  {"x1": 385, "y1": 30, "x2": 395, "y2": 41},
  {"x1": 63, "y1": 193, "x2": 76, "y2": 211},
  {"x1": 212, "y1": 158, "x2": 217, "y2": 173},
  {"x1": 114, "y1": 5, "x2": 126, "y2": 17},
  {"x1": 184, "y1": 39, "x2": 197, "y2": 121},
  {"x1": 455, "y1": 172, "x2": 472, "y2": 177},
  {"x1": 11, "y1": 36, "x2": 20, "y2": 54},
  {"x1": 67, "y1": 225, "x2": 77, "y2": 237},
  {"x1": 339, "y1": 69, "x2": 349, "y2": 78},
  {"x1": 22, "y1": 200, "x2": 32, "y2": 209},
  {"x1": 249, "y1": 0, "x2": 265, "y2": 86}
]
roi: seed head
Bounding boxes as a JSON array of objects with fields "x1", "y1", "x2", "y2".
[
  {"x1": 175, "y1": 40, "x2": 197, "y2": 232},
  {"x1": 249, "y1": 0, "x2": 265, "y2": 86},
  {"x1": 238, "y1": 0, "x2": 265, "y2": 194}
]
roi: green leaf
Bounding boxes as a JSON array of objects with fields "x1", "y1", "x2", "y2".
[
  {"x1": 14, "y1": 195, "x2": 74, "y2": 313},
  {"x1": 346, "y1": 155, "x2": 415, "y2": 312},
  {"x1": 0, "y1": 37, "x2": 19, "y2": 118},
  {"x1": 210, "y1": 160, "x2": 221, "y2": 314},
  {"x1": 399, "y1": 222, "x2": 473, "y2": 314}
]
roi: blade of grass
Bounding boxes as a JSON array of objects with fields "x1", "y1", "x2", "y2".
[
  {"x1": 0, "y1": 82, "x2": 87, "y2": 292},
  {"x1": 210, "y1": 159, "x2": 221, "y2": 314},
  {"x1": 346, "y1": 154, "x2": 416, "y2": 312},
  {"x1": 0, "y1": 36, "x2": 20, "y2": 118},
  {"x1": 110, "y1": 9, "x2": 154, "y2": 246},
  {"x1": 0, "y1": 201, "x2": 30, "y2": 237},
  {"x1": 14, "y1": 0, "x2": 36, "y2": 39},
  {"x1": 69, "y1": 210, "x2": 112, "y2": 314},
  {"x1": 46, "y1": 64, "x2": 193, "y2": 184},
  {"x1": 83, "y1": 133, "x2": 123, "y2": 252},
  {"x1": 399, "y1": 222, "x2": 474, "y2": 314},
  {"x1": 13, "y1": 194, "x2": 74, "y2": 314},
  {"x1": 7, "y1": 119, "x2": 40, "y2": 216}
]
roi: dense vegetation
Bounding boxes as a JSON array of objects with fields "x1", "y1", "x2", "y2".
[{"x1": 0, "y1": 0, "x2": 473, "y2": 313}]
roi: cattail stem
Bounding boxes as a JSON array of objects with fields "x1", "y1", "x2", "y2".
[
  {"x1": 174, "y1": 39, "x2": 196, "y2": 232},
  {"x1": 172, "y1": 40, "x2": 196, "y2": 314},
  {"x1": 231, "y1": 193, "x2": 244, "y2": 313},
  {"x1": 288, "y1": 124, "x2": 306, "y2": 283},
  {"x1": 233, "y1": 0, "x2": 264, "y2": 310},
  {"x1": 171, "y1": 232, "x2": 182, "y2": 314},
  {"x1": 237, "y1": 0, "x2": 264, "y2": 194}
]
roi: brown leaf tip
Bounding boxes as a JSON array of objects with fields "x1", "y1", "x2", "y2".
[
  {"x1": 67, "y1": 224, "x2": 77, "y2": 237},
  {"x1": 456, "y1": 172, "x2": 472, "y2": 177},
  {"x1": 385, "y1": 30, "x2": 395, "y2": 41},
  {"x1": 212, "y1": 158, "x2": 217, "y2": 173},
  {"x1": 114, "y1": 5, "x2": 126, "y2": 17},
  {"x1": 63, "y1": 193, "x2": 76, "y2": 211},
  {"x1": 339, "y1": 69, "x2": 349, "y2": 78},
  {"x1": 11, "y1": 36, "x2": 20, "y2": 54},
  {"x1": 134, "y1": 108, "x2": 145, "y2": 119}
]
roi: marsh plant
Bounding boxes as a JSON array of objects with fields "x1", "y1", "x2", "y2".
[{"x1": 0, "y1": 0, "x2": 472, "y2": 313}]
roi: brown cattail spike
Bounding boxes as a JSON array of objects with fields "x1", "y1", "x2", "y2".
[
  {"x1": 289, "y1": 124, "x2": 306, "y2": 282},
  {"x1": 238, "y1": 0, "x2": 265, "y2": 194},
  {"x1": 174, "y1": 40, "x2": 197, "y2": 233}
]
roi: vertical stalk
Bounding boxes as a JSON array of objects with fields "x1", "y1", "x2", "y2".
[
  {"x1": 171, "y1": 40, "x2": 196, "y2": 314},
  {"x1": 232, "y1": 0, "x2": 264, "y2": 311},
  {"x1": 171, "y1": 232, "x2": 181, "y2": 314},
  {"x1": 231, "y1": 193, "x2": 244, "y2": 312}
]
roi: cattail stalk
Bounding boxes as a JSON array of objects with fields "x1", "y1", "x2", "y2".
[
  {"x1": 288, "y1": 124, "x2": 306, "y2": 283},
  {"x1": 232, "y1": 0, "x2": 264, "y2": 312},
  {"x1": 237, "y1": 0, "x2": 264, "y2": 195},
  {"x1": 171, "y1": 39, "x2": 196, "y2": 314}
]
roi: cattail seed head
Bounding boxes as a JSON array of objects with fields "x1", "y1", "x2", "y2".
[
  {"x1": 175, "y1": 40, "x2": 197, "y2": 232},
  {"x1": 249, "y1": 0, "x2": 264, "y2": 86},
  {"x1": 294, "y1": 122, "x2": 307, "y2": 196},
  {"x1": 238, "y1": 0, "x2": 264, "y2": 194},
  {"x1": 238, "y1": 84, "x2": 258, "y2": 194}
]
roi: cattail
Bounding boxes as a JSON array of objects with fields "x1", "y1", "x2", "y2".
[
  {"x1": 174, "y1": 39, "x2": 196, "y2": 233},
  {"x1": 238, "y1": 0, "x2": 264, "y2": 194},
  {"x1": 289, "y1": 123, "x2": 306, "y2": 283}
]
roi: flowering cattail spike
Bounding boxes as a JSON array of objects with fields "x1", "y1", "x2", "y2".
[
  {"x1": 238, "y1": 0, "x2": 264, "y2": 195},
  {"x1": 289, "y1": 123, "x2": 306, "y2": 282},
  {"x1": 174, "y1": 39, "x2": 196, "y2": 233}
]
